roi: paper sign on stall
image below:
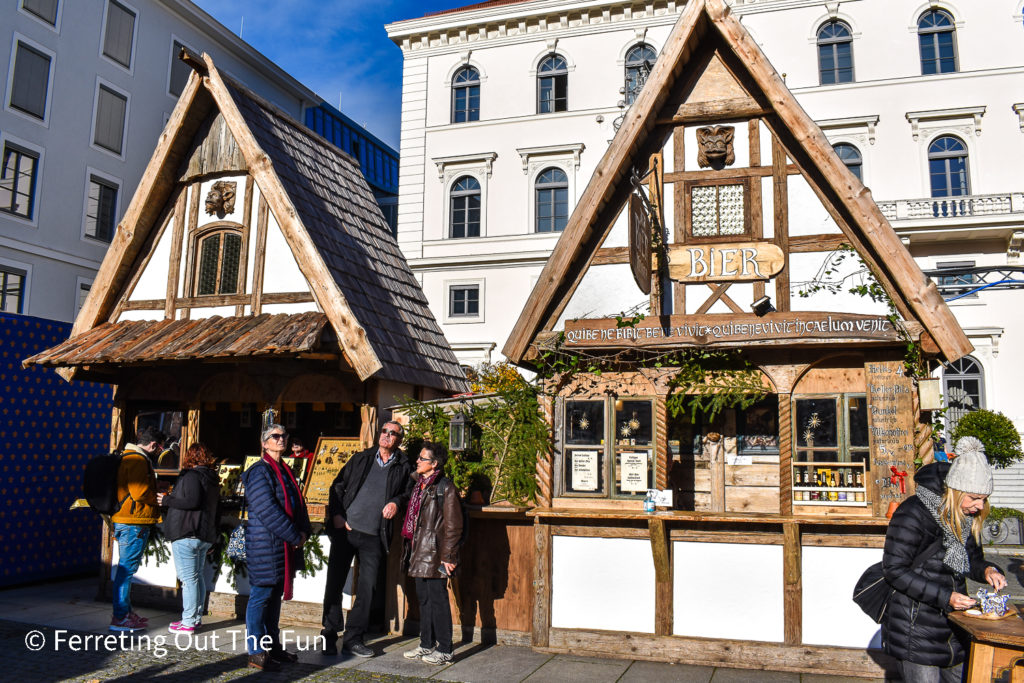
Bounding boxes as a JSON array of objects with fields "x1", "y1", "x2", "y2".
[
  {"x1": 620, "y1": 451, "x2": 649, "y2": 492},
  {"x1": 571, "y1": 450, "x2": 599, "y2": 491}
]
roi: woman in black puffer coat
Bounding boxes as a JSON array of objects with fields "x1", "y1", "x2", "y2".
[{"x1": 882, "y1": 437, "x2": 1006, "y2": 683}]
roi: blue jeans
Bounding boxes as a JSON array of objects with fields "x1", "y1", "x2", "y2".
[
  {"x1": 246, "y1": 582, "x2": 284, "y2": 654},
  {"x1": 171, "y1": 538, "x2": 212, "y2": 627},
  {"x1": 112, "y1": 523, "x2": 151, "y2": 619},
  {"x1": 898, "y1": 661, "x2": 964, "y2": 683}
]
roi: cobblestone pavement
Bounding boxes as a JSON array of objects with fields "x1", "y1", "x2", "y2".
[{"x1": 4, "y1": 620, "x2": 428, "y2": 683}]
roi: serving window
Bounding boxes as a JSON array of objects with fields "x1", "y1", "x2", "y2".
[
  {"x1": 792, "y1": 394, "x2": 869, "y2": 506},
  {"x1": 560, "y1": 397, "x2": 655, "y2": 499}
]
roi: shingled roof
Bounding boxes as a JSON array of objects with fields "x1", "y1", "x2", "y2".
[{"x1": 52, "y1": 53, "x2": 467, "y2": 395}]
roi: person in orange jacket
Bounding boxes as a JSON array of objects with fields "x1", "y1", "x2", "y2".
[{"x1": 109, "y1": 426, "x2": 164, "y2": 632}]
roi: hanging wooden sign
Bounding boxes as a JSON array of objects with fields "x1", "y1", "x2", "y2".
[
  {"x1": 864, "y1": 361, "x2": 916, "y2": 516},
  {"x1": 628, "y1": 192, "x2": 652, "y2": 294},
  {"x1": 667, "y1": 242, "x2": 784, "y2": 282}
]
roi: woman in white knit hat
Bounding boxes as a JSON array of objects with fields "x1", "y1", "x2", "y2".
[{"x1": 881, "y1": 436, "x2": 1007, "y2": 683}]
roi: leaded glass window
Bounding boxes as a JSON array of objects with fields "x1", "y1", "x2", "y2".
[
  {"x1": 195, "y1": 230, "x2": 242, "y2": 296},
  {"x1": 690, "y1": 183, "x2": 745, "y2": 237}
]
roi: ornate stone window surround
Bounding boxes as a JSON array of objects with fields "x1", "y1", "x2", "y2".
[
  {"x1": 433, "y1": 152, "x2": 496, "y2": 240},
  {"x1": 517, "y1": 143, "x2": 584, "y2": 235}
]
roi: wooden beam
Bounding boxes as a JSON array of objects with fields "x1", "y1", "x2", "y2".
[
  {"x1": 120, "y1": 291, "x2": 314, "y2": 310},
  {"x1": 237, "y1": 174, "x2": 255, "y2": 316},
  {"x1": 748, "y1": 118, "x2": 761, "y2": 167},
  {"x1": 164, "y1": 189, "x2": 187, "y2": 320},
  {"x1": 695, "y1": 283, "x2": 733, "y2": 315},
  {"x1": 783, "y1": 521, "x2": 801, "y2": 646},
  {"x1": 778, "y1": 394, "x2": 793, "y2": 516},
  {"x1": 663, "y1": 164, "x2": 799, "y2": 184},
  {"x1": 649, "y1": 517, "x2": 672, "y2": 636},
  {"x1": 708, "y1": 283, "x2": 744, "y2": 314},
  {"x1": 181, "y1": 179, "x2": 202, "y2": 320},
  {"x1": 656, "y1": 97, "x2": 770, "y2": 125},
  {"x1": 252, "y1": 193, "x2": 269, "y2": 315},
  {"x1": 594, "y1": 247, "x2": 629, "y2": 266},
  {"x1": 789, "y1": 234, "x2": 850, "y2": 253},
  {"x1": 533, "y1": 522, "x2": 552, "y2": 648},
  {"x1": 772, "y1": 135, "x2": 790, "y2": 312}
]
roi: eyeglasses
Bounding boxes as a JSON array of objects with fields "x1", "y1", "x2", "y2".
[
  {"x1": 267, "y1": 433, "x2": 288, "y2": 441},
  {"x1": 380, "y1": 429, "x2": 401, "y2": 437},
  {"x1": 416, "y1": 456, "x2": 434, "y2": 462}
]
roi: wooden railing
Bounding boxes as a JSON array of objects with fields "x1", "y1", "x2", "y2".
[{"x1": 877, "y1": 192, "x2": 1024, "y2": 221}]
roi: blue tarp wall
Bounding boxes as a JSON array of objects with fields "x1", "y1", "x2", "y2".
[{"x1": 1, "y1": 312, "x2": 111, "y2": 586}]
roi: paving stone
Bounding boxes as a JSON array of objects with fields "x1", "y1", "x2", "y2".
[
  {"x1": 620, "y1": 659, "x2": 714, "y2": 683},
  {"x1": 710, "y1": 667, "x2": 800, "y2": 682},
  {"x1": 801, "y1": 676, "x2": 884, "y2": 683},
  {"x1": 523, "y1": 653, "x2": 632, "y2": 682},
  {"x1": 435, "y1": 644, "x2": 552, "y2": 683}
]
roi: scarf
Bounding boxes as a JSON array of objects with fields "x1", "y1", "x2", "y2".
[
  {"x1": 402, "y1": 471, "x2": 440, "y2": 541},
  {"x1": 916, "y1": 486, "x2": 972, "y2": 575},
  {"x1": 263, "y1": 453, "x2": 305, "y2": 600}
]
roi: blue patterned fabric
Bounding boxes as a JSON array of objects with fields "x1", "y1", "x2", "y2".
[{"x1": 1, "y1": 312, "x2": 112, "y2": 586}]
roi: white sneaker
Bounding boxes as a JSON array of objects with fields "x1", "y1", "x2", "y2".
[
  {"x1": 422, "y1": 650, "x2": 453, "y2": 665},
  {"x1": 403, "y1": 646, "x2": 433, "y2": 660}
]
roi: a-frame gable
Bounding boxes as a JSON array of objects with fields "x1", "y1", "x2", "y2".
[{"x1": 503, "y1": 0, "x2": 971, "y2": 364}]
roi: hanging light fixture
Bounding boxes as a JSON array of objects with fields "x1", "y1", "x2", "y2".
[{"x1": 449, "y1": 411, "x2": 468, "y2": 452}]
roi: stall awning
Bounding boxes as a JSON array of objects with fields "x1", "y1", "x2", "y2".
[{"x1": 23, "y1": 312, "x2": 330, "y2": 368}]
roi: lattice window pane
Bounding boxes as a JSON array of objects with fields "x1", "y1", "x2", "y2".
[
  {"x1": 219, "y1": 233, "x2": 241, "y2": 294},
  {"x1": 718, "y1": 184, "x2": 745, "y2": 235},
  {"x1": 197, "y1": 234, "x2": 220, "y2": 295},
  {"x1": 690, "y1": 183, "x2": 745, "y2": 236},
  {"x1": 690, "y1": 185, "x2": 719, "y2": 236}
]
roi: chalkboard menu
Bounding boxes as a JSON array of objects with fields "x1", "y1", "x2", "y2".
[
  {"x1": 304, "y1": 437, "x2": 362, "y2": 507},
  {"x1": 864, "y1": 361, "x2": 916, "y2": 516}
]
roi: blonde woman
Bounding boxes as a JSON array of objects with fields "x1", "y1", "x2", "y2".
[{"x1": 882, "y1": 437, "x2": 1007, "y2": 683}]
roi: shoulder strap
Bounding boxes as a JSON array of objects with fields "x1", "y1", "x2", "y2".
[{"x1": 911, "y1": 536, "x2": 944, "y2": 570}]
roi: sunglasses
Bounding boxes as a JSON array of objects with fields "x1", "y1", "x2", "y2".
[
  {"x1": 266, "y1": 433, "x2": 288, "y2": 441},
  {"x1": 380, "y1": 428, "x2": 401, "y2": 437},
  {"x1": 416, "y1": 456, "x2": 434, "y2": 462}
]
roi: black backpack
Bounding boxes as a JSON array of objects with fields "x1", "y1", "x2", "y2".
[{"x1": 83, "y1": 451, "x2": 125, "y2": 515}]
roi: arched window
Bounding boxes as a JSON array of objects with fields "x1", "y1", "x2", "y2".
[
  {"x1": 928, "y1": 136, "x2": 969, "y2": 197},
  {"x1": 451, "y1": 66, "x2": 480, "y2": 123},
  {"x1": 535, "y1": 167, "x2": 569, "y2": 233},
  {"x1": 918, "y1": 10, "x2": 957, "y2": 74},
  {"x1": 943, "y1": 356, "x2": 984, "y2": 437},
  {"x1": 624, "y1": 44, "x2": 657, "y2": 105},
  {"x1": 537, "y1": 54, "x2": 568, "y2": 114},
  {"x1": 449, "y1": 175, "x2": 481, "y2": 238},
  {"x1": 817, "y1": 21, "x2": 854, "y2": 84},
  {"x1": 832, "y1": 143, "x2": 862, "y2": 181},
  {"x1": 195, "y1": 229, "x2": 243, "y2": 296}
]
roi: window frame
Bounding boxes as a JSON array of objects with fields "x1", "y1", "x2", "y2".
[
  {"x1": 75, "y1": 277, "x2": 93, "y2": 316},
  {"x1": 927, "y1": 135, "x2": 969, "y2": 198},
  {"x1": 167, "y1": 35, "x2": 197, "y2": 99},
  {"x1": 90, "y1": 78, "x2": 130, "y2": 159},
  {"x1": 1, "y1": 139, "x2": 41, "y2": 222},
  {"x1": 534, "y1": 166, "x2": 570, "y2": 233},
  {"x1": 832, "y1": 142, "x2": 863, "y2": 182},
  {"x1": 5, "y1": 34, "x2": 56, "y2": 125},
  {"x1": 81, "y1": 167, "x2": 121, "y2": 244},
  {"x1": 791, "y1": 393, "x2": 870, "y2": 507},
  {"x1": 682, "y1": 177, "x2": 753, "y2": 241},
  {"x1": 189, "y1": 223, "x2": 247, "y2": 298},
  {"x1": 536, "y1": 53, "x2": 568, "y2": 114},
  {"x1": 99, "y1": 0, "x2": 139, "y2": 73},
  {"x1": 917, "y1": 9, "x2": 958, "y2": 75},
  {"x1": 0, "y1": 257, "x2": 32, "y2": 315},
  {"x1": 624, "y1": 43, "x2": 658, "y2": 105},
  {"x1": 816, "y1": 20, "x2": 854, "y2": 85},
  {"x1": 450, "y1": 65, "x2": 480, "y2": 124},
  {"x1": 19, "y1": 0, "x2": 62, "y2": 30},
  {"x1": 942, "y1": 355, "x2": 985, "y2": 438},
  {"x1": 448, "y1": 174, "x2": 482, "y2": 239}
]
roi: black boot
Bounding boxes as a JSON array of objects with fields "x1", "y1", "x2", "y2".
[
  {"x1": 269, "y1": 646, "x2": 298, "y2": 663},
  {"x1": 248, "y1": 652, "x2": 280, "y2": 671},
  {"x1": 321, "y1": 630, "x2": 338, "y2": 656}
]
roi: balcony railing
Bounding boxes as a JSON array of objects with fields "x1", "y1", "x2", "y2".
[{"x1": 877, "y1": 192, "x2": 1024, "y2": 221}]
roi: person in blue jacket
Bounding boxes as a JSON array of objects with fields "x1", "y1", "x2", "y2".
[{"x1": 242, "y1": 423, "x2": 311, "y2": 672}]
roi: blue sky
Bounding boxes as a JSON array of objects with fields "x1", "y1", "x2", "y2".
[{"x1": 195, "y1": 1, "x2": 468, "y2": 150}]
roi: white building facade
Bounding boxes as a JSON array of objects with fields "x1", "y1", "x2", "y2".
[
  {"x1": 1, "y1": 0, "x2": 318, "y2": 323},
  {"x1": 386, "y1": 0, "x2": 1024, "y2": 436}
]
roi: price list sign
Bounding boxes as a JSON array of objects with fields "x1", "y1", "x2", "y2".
[{"x1": 864, "y1": 361, "x2": 916, "y2": 516}]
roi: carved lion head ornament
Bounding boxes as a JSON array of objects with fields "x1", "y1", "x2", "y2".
[
  {"x1": 696, "y1": 125, "x2": 736, "y2": 169},
  {"x1": 205, "y1": 180, "x2": 237, "y2": 217}
]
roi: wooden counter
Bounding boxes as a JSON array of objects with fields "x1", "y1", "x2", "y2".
[{"x1": 949, "y1": 609, "x2": 1024, "y2": 683}]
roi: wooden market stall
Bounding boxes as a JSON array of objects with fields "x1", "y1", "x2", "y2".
[
  {"x1": 501, "y1": 0, "x2": 972, "y2": 676},
  {"x1": 24, "y1": 52, "x2": 467, "y2": 623}
]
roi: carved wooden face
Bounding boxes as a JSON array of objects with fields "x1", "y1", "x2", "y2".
[
  {"x1": 205, "y1": 180, "x2": 237, "y2": 216},
  {"x1": 696, "y1": 126, "x2": 736, "y2": 168}
]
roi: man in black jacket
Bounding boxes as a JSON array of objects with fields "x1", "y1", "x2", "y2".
[{"x1": 320, "y1": 421, "x2": 413, "y2": 657}]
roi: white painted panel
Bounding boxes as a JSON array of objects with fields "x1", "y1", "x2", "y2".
[
  {"x1": 262, "y1": 211, "x2": 310, "y2": 293},
  {"x1": 761, "y1": 176, "x2": 774, "y2": 239},
  {"x1": 551, "y1": 536, "x2": 655, "y2": 633},
  {"x1": 788, "y1": 252, "x2": 889, "y2": 315},
  {"x1": 557, "y1": 263, "x2": 647, "y2": 326},
  {"x1": 759, "y1": 122, "x2": 773, "y2": 167},
  {"x1": 673, "y1": 541, "x2": 784, "y2": 642},
  {"x1": 117, "y1": 310, "x2": 162, "y2": 322},
  {"x1": 787, "y1": 175, "x2": 841, "y2": 236},
  {"x1": 246, "y1": 185, "x2": 260, "y2": 293},
  {"x1": 129, "y1": 215, "x2": 174, "y2": 301},
  {"x1": 117, "y1": 538, "x2": 177, "y2": 588},
  {"x1": 188, "y1": 306, "x2": 236, "y2": 320},
  {"x1": 261, "y1": 302, "x2": 320, "y2": 315},
  {"x1": 803, "y1": 546, "x2": 883, "y2": 648},
  {"x1": 601, "y1": 202, "x2": 628, "y2": 248}
]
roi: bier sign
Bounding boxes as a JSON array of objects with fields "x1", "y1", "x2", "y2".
[
  {"x1": 667, "y1": 241, "x2": 784, "y2": 283},
  {"x1": 628, "y1": 192, "x2": 652, "y2": 295}
]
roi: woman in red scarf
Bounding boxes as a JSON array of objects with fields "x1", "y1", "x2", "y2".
[
  {"x1": 401, "y1": 442, "x2": 463, "y2": 665},
  {"x1": 241, "y1": 424, "x2": 312, "y2": 671}
]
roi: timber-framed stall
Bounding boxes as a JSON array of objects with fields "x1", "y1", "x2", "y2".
[
  {"x1": 503, "y1": 1, "x2": 972, "y2": 676},
  {"x1": 24, "y1": 53, "x2": 467, "y2": 624}
]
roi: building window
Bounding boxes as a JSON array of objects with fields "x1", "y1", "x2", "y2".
[
  {"x1": 21, "y1": 0, "x2": 59, "y2": 25},
  {"x1": 85, "y1": 176, "x2": 118, "y2": 242},
  {"x1": 9, "y1": 41, "x2": 51, "y2": 120},
  {"x1": 535, "y1": 167, "x2": 569, "y2": 233},
  {"x1": 449, "y1": 284, "x2": 480, "y2": 318},
  {"x1": 93, "y1": 85, "x2": 128, "y2": 155},
  {"x1": 77, "y1": 281, "x2": 91, "y2": 315},
  {"x1": 169, "y1": 40, "x2": 191, "y2": 97},
  {"x1": 1, "y1": 143, "x2": 39, "y2": 219},
  {"x1": 935, "y1": 260, "x2": 977, "y2": 298},
  {"x1": 537, "y1": 54, "x2": 568, "y2": 114},
  {"x1": 688, "y1": 180, "x2": 748, "y2": 238},
  {"x1": 561, "y1": 397, "x2": 655, "y2": 498},
  {"x1": 817, "y1": 21, "x2": 853, "y2": 85},
  {"x1": 449, "y1": 175, "x2": 481, "y2": 238},
  {"x1": 943, "y1": 356, "x2": 984, "y2": 437},
  {"x1": 833, "y1": 143, "x2": 862, "y2": 181},
  {"x1": 0, "y1": 266, "x2": 26, "y2": 313},
  {"x1": 451, "y1": 66, "x2": 480, "y2": 123},
  {"x1": 793, "y1": 395, "x2": 870, "y2": 506},
  {"x1": 918, "y1": 10, "x2": 957, "y2": 75},
  {"x1": 102, "y1": 0, "x2": 136, "y2": 69},
  {"x1": 194, "y1": 230, "x2": 243, "y2": 296},
  {"x1": 624, "y1": 44, "x2": 657, "y2": 105},
  {"x1": 928, "y1": 136, "x2": 968, "y2": 197}
]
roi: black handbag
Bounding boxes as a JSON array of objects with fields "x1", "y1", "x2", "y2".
[{"x1": 853, "y1": 537, "x2": 943, "y2": 623}]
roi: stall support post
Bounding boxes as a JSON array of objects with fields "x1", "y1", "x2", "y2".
[
  {"x1": 532, "y1": 521, "x2": 552, "y2": 648},
  {"x1": 184, "y1": 403, "x2": 200, "y2": 452},
  {"x1": 778, "y1": 394, "x2": 793, "y2": 515},
  {"x1": 783, "y1": 522, "x2": 802, "y2": 646},
  {"x1": 649, "y1": 518, "x2": 672, "y2": 636}
]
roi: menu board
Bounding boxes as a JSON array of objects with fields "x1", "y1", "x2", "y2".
[
  {"x1": 304, "y1": 437, "x2": 362, "y2": 506},
  {"x1": 865, "y1": 360, "x2": 916, "y2": 516},
  {"x1": 620, "y1": 450, "x2": 650, "y2": 493},
  {"x1": 570, "y1": 450, "x2": 599, "y2": 491},
  {"x1": 238, "y1": 455, "x2": 309, "y2": 495}
]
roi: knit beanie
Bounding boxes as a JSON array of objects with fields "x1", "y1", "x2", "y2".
[{"x1": 945, "y1": 436, "x2": 993, "y2": 495}]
